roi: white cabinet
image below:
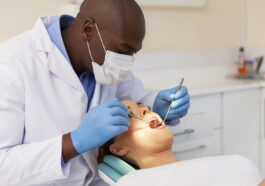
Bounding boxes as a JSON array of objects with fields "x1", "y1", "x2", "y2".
[
  {"x1": 259, "y1": 88, "x2": 265, "y2": 176},
  {"x1": 222, "y1": 88, "x2": 261, "y2": 166},
  {"x1": 170, "y1": 94, "x2": 222, "y2": 160},
  {"x1": 170, "y1": 88, "x2": 262, "y2": 169},
  {"x1": 173, "y1": 130, "x2": 221, "y2": 160}
]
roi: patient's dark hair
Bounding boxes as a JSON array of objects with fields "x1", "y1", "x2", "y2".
[{"x1": 97, "y1": 138, "x2": 115, "y2": 163}]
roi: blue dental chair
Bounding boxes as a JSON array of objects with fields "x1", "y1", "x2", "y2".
[{"x1": 98, "y1": 155, "x2": 137, "y2": 185}]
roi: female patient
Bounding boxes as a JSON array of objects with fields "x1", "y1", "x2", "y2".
[
  {"x1": 98, "y1": 101, "x2": 262, "y2": 185},
  {"x1": 98, "y1": 100, "x2": 178, "y2": 168}
]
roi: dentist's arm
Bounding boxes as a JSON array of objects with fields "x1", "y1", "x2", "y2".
[
  {"x1": 0, "y1": 58, "x2": 129, "y2": 185},
  {"x1": 0, "y1": 59, "x2": 70, "y2": 185}
]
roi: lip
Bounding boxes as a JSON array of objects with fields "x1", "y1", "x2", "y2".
[{"x1": 147, "y1": 114, "x2": 165, "y2": 129}]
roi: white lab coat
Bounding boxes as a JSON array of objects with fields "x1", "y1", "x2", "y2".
[{"x1": 0, "y1": 16, "x2": 155, "y2": 186}]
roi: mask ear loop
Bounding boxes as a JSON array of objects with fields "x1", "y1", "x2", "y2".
[
  {"x1": 86, "y1": 41, "x2": 95, "y2": 62},
  {"x1": 95, "y1": 23, "x2": 107, "y2": 53}
]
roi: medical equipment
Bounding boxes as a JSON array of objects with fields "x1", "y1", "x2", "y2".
[
  {"x1": 114, "y1": 155, "x2": 262, "y2": 186},
  {"x1": 162, "y1": 78, "x2": 185, "y2": 124},
  {"x1": 128, "y1": 113, "x2": 165, "y2": 128},
  {"x1": 87, "y1": 24, "x2": 135, "y2": 85},
  {"x1": 98, "y1": 155, "x2": 136, "y2": 185}
]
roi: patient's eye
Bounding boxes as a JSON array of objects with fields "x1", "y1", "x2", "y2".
[{"x1": 136, "y1": 102, "x2": 144, "y2": 107}]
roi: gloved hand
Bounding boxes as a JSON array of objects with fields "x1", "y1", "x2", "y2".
[
  {"x1": 153, "y1": 86, "x2": 190, "y2": 121},
  {"x1": 71, "y1": 98, "x2": 130, "y2": 154}
]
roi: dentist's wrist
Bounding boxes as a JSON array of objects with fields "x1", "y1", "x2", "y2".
[{"x1": 62, "y1": 133, "x2": 79, "y2": 162}]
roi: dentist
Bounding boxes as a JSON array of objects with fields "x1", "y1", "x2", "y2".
[{"x1": 0, "y1": 0, "x2": 190, "y2": 185}]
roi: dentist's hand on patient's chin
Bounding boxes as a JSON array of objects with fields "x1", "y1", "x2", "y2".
[
  {"x1": 153, "y1": 86, "x2": 190, "y2": 122},
  {"x1": 62, "y1": 98, "x2": 130, "y2": 162}
]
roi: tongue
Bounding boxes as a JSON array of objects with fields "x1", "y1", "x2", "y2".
[{"x1": 149, "y1": 119, "x2": 159, "y2": 129}]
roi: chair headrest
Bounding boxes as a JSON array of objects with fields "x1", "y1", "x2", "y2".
[{"x1": 98, "y1": 155, "x2": 136, "y2": 183}]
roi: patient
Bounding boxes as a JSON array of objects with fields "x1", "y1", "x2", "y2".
[
  {"x1": 98, "y1": 101, "x2": 262, "y2": 186},
  {"x1": 98, "y1": 100, "x2": 179, "y2": 169}
]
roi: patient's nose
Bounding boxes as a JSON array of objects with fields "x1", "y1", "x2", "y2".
[{"x1": 139, "y1": 107, "x2": 149, "y2": 118}]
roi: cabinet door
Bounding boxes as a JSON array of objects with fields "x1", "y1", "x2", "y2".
[
  {"x1": 189, "y1": 94, "x2": 222, "y2": 129},
  {"x1": 223, "y1": 88, "x2": 261, "y2": 166},
  {"x1": 169, "y1": 93, "x2": 222, "y2": 159},
  {"x1": 173, "y1": 130, "x2": 221, "y2": 160}
]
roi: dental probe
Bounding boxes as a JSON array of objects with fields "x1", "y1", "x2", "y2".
[
  {"x1": 128, "y1": 113, "x2": 149, "y2": 123},
  {"x1": 162, "y1": 78, "x2": 185, "y2": 123}
]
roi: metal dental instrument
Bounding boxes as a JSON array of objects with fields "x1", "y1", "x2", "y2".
[
  {"x1": 128, "y1": 113, "x2": 149, "y2": 123},
  {"x1": 162, "y1": 78, "x2": 185, "y2": 123}
]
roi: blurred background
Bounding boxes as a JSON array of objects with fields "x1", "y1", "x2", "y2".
[
  {"x1": 0, "y1": 0, "x2": 260, "y2": 51},
  {"x1": 2, "y1": 0, "x2": 265, "y2": 178}
]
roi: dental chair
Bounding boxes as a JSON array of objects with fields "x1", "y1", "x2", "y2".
[
  {"x1": 98, "y1": 155, "x2": 262, "y2": 186},
  {"x1": 98, "y1": 155, "x2": 136, "y2": 185}
]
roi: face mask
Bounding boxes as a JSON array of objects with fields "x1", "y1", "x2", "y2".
[{"x1": 87, "y1": 24, "x2": 135, "y2": 85}]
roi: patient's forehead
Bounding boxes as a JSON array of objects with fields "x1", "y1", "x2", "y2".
[
  {"x1": 122, "y1": 100, "x2": 144, "y2": 109},
  {"x1": 122, "y1": 100, "x2": 136, "y2": 108}
]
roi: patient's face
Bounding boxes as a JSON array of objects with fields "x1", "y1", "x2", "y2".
[{"x1": 109, "y1": 101, "x2": 174, "y2": 163}]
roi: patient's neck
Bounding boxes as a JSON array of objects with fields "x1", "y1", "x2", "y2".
[{"x1": 137, "y1": 150, "x2": 179, "y2": 169}]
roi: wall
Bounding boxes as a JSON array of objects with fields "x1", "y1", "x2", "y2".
[
  {"x1": 142, "y1": 0, "x2": 242, "y2": 52},
  {"x1": 0, "y1": 0, "x2": 71, "y2": 42},
  {"x1": 246, "y1": 0, "x2": 265, "y2": 48},
  {"x1": 0, "y1": 0, "x2": 247, "y2": 52}
]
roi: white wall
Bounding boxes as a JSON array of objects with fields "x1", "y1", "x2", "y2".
[
  {"x1": 142, "y1": 0, "x2": 242, "y2": 52},
  {"x1": 247, "y1": 0, "x2": 265, "y2": 48},
  {"x1": 0, "y1": 0, "x2": 264, "y2": 52},
  {"x1": 0, "y1": 0, "x2": 71, "y2": 42}
]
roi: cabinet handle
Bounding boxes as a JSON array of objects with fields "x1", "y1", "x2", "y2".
[
  {"x1": 186, "y1": 112, "x2": 206, "y2": 118},
  {"x1": 174, "y1": 145, "x2": 207, "y2": 154},
  {"x1": 173, "y1": 129, "x2": 195, "y2": 137}
]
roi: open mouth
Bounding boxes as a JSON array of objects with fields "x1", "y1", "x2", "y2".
[{"x1": 148, "y1": 115, "x2": 164, "y2": 129}]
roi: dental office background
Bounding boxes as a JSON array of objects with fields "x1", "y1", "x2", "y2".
[{"x1": 2, "y1": 0, "x2": 265, "y2": 176}]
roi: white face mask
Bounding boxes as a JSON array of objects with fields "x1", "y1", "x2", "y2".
[{"x1": 87, "y1": 24, "x2": 135, "y2": 85}]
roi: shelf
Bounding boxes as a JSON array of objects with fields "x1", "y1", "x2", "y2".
[{"x1": 136, "y1": 0, "x2": 206, "y2": 7}]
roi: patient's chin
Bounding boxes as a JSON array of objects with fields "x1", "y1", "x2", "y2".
[{"x1": 146, "y1": 131, "x2": 174, "y2": 152}]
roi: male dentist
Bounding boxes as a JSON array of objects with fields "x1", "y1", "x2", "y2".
[{"x1": 0, "y1": 0, "x2": 190, "y2": 185}]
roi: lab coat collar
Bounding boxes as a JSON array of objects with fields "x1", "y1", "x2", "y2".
[{"x1": 31, "y1": 16, "x2": 84, "y2": 91}]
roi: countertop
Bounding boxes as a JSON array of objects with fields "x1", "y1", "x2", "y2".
[{"x1": 133, "y1": 64, "x2": 265, "y2": 97}]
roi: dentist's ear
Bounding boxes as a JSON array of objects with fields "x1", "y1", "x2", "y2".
[
  {"x1": 81, "y1": 18, "x2": 96, "y2": 40},
  {"x1": 109, "y1": 144, "x2": 128, "y2": 156}
]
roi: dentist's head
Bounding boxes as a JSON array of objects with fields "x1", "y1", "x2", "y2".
[
  {"x1": 62, "y1": 0, "x2": 146, "y2": 85},
  {"x1": 98, "y1": 101, "x2": 176, "y2": 169}
]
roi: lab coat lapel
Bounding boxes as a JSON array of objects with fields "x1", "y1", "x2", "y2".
[
  {"x1": 47, "y1": 44, "x2": 84, "y2": 91},
  {"x1": 31, "y1": 17, "x2": 84, "y2": 91}
]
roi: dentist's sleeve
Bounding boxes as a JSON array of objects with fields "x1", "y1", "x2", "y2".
[
  {"x1": 116, "y1": 72, "x2": 156, "y2": 107},
  {"x1": 0, "y1": 58, "x2": 70, "y2": 185}
]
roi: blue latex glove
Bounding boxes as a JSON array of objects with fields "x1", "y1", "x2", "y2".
[
  {"x1": 153, "y1": 86, "x2": 190, "y2": 121},
  {"x1": 71, "y1": 98, "x2": 130, "y2": 154}
]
